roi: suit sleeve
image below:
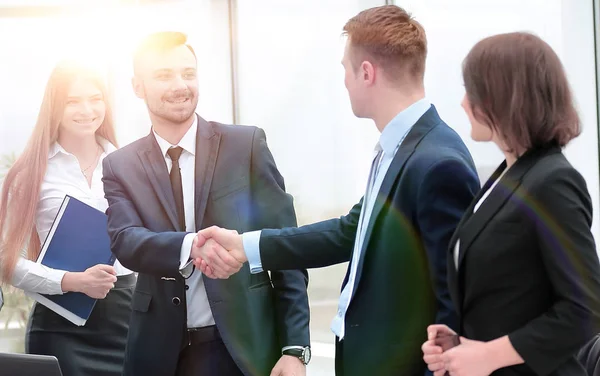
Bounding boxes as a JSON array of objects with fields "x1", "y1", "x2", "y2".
[
  {"x1": 247, "y1": 128, "x2": 310, "y2": 346},
  {"x1": 416, "y1": 157, "x2": 479, "y2": 331},
  {"x1": 258, "y1": 203, "x2": 360, "y2": 270},
  {"x1": 508, "y1": 168, "x2": 600, "y2": 375},
  {"x1": 102, "y1": 156, "x2": 187, "y2": 277}
]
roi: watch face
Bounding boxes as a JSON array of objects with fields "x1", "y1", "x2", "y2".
[{"x1": 302, "y1": 347, "x2": 311, "y2": 364}]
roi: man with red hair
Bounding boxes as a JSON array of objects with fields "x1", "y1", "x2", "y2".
[{"x1": 196, "y1": 5, "x2": 480, "y2": 375}]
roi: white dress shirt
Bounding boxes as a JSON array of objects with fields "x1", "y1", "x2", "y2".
[
  {"x1": 10, "y1": 137, "x2": 132, "y2": 296},
  {"x1": 152, "y1": 116, "x2": 216, "y2": 329}
]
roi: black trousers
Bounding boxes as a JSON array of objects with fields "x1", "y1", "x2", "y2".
[
  {"x1": 335, "y1": 337, "x2": 343, "y2": 376},
  {"x1": 175, "y1": 325, "x2": 244, "y2": 376},
  {"x1": 335, "y1": 337, "x2": 425, "y2": 376}
]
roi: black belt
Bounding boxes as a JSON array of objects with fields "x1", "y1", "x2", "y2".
[
  {"x1": 186, "y1": 325, "x2": 220, "y2": 346},
  {"x1": 113, "y1": 273, "x2": 137, "y2": 290}
]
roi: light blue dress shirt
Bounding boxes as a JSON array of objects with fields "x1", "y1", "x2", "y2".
[{"x1": 243, "y1": 98, "x2": 432, "y2": 340}]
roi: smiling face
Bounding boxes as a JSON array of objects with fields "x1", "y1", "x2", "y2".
[
  {"x1": 132, "y1": 44, "x2": 199, "y2": 126},
  {"x1": 59, "y1": 78, "x2": 106, "y2": 137}
]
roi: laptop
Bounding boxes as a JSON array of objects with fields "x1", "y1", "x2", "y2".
[{"x1": 0, "y1": 352, "x2": 63, "y2": 376}]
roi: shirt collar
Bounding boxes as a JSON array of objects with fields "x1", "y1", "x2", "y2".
[
  {"x1": 378, "y1": 98, "x2": 431, "y2": 155},
  {"x1": 48, "y1": 136, "x2": 116, "y2": 159},
  {"x1": 153, "y1": 115, "x2": 198, "y2": 157},
  {"x1": 48, "y1": 143, "x2": 64, "y2": 159},
  {"x1": 99, "y1": 137, "x2": 116, "y2": 154}
]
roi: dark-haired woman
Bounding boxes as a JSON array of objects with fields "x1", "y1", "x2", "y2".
[{"x1": 422, "y1": 32, "x2": 600, "y2": 376}]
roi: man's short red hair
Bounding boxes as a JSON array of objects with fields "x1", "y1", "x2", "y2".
[{"x1": 343, "y1": 5, "x2": 427, "y2": 84}]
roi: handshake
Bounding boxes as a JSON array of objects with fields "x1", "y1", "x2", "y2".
[{"x1": 189, "y1": 226, "x2": 248, "y2": 279}]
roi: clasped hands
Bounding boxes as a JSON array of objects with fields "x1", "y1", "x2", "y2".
[
  {"x1": 189, "y1": 228, "x2": 306, "y2": 375},
  {"x1": 189, "y1": 226, "x2": 247, "y2": 279},
  {"x1": 422, "y1": 325, "x2": 494, "y2": 376}
]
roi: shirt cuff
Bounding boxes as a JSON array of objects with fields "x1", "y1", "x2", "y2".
[
  {"x1": 12, "y1": 258, "x2": 67, "y2": 295},
  {"x1": 180, "y1": 233, "x2": 196, "y2": 270},
  {"x1": 48, "y1": 268, "x2": 68, "y2": 295},
  {"x1": 243, "y1": 230, "x2": 263, "y2": 273},
  {"x1": 282, "y1": 345, "x2": 307, "y2": 352}
]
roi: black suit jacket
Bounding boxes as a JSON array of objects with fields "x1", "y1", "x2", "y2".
[
  {"x1": 448, "y1": 145, "x2": 600, "y2": 375},
  {"x1": 102, "y1": 116, "x2": 310, "y2": 376},
  {"x1": 254, "y1": 106, "x2": 480, "y2": 375}
]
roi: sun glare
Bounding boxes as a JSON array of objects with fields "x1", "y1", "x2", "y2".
[
  {"x1": 25, "y1": 2, "x2": 207, "y2": 77},
  {"x1": 42, "y1": 6, "x2": 147, "y2": 74}
]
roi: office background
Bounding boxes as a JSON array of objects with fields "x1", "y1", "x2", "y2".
[{"x1": 0, "y1": 0, "x2": 598, "y2": 374}]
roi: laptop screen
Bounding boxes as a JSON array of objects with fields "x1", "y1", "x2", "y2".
[{"x1": 0, "y1": 352, "x2": 63, "y2": 376}]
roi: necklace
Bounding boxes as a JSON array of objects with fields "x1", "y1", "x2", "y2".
[{"x1": 81, "y1": 144, "x2": 102, "y2": 179}]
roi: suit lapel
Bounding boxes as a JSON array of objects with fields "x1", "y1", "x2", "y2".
[
  {"x1": 446, "y1": 161, "x2": 505, "y2": 310},
  {"x1": 194, "y1": 116, "x2": 221, "y2": 231},
  {"x1": 137, "y1": 134, "x2": 180, "y2": 230},
  {"x1": 447, "y1": 162, "x2": 506, "y2": 253},
  {"x1": 351, "y1": 106, "x2": 440, "y2": 291},
  {"x1": 455, "y1": 145, "x2": 561, "y2": 269}
]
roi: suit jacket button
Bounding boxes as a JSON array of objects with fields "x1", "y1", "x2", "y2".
[{"x1": 172, "y1": 297, "x2": 181, "y2": 306}]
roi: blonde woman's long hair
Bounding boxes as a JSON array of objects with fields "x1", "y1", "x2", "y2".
[{"x1": 0, "y1": 60, "x2": 118, "y2": 283}]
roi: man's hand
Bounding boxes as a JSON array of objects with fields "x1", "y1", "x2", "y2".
[
  {"x1": 270, "y1": 355, "x2": 306, "y2": 376},
  {"x1": 190, "y1": 230, "x2": 242, "y2": 279},
  {"x1": 191, "y1": 226, "x2": 247, "y2": 279}
]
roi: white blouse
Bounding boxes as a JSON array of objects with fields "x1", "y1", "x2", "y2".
[
  {"x1": 10, "y1": 137, "x2": 132, "y2": 295},
  {"x1": 453, "y1": 167, "x2": 508, "y2": 269}
]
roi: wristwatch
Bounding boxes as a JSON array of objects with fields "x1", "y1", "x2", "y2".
[{"x1": 282, "y1": 346, "x2": 311, "y2": 365}]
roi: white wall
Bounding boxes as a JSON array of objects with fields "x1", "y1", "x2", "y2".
[{"x1": 560, "y1": 0, "x2": 600, "y2": 237}]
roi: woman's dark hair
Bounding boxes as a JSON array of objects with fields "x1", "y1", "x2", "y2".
[{"x1": 462, "y1": 32, "x2": 580, "y2": 154}]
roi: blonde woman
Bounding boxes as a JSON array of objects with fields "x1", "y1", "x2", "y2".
[{"x1": 0, "y1": 60, "x2": 134, "y2": 376}]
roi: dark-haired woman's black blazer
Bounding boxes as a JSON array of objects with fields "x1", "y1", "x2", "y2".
[{"x1": 448, "y1": 144, "x2": 600, "y2": 375}]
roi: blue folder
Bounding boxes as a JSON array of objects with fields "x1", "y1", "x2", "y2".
[{"x1": 26, "y1": 195, "x2": 116, "y2": 326}]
